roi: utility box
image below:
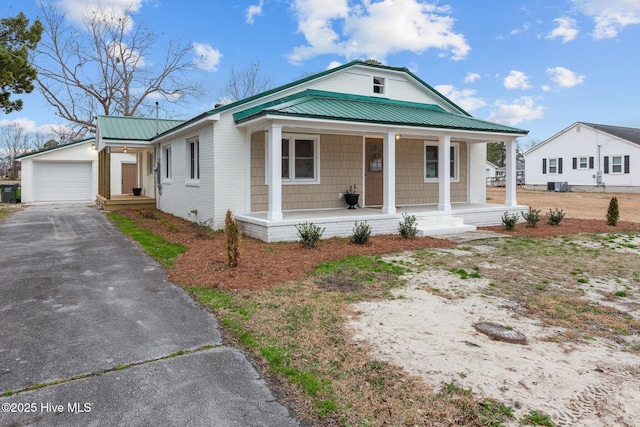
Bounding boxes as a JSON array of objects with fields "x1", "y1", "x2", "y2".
[{"x1": 547, "y1": 182, "x2": 569, "y2": 192}]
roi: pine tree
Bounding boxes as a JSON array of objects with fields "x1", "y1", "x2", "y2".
[{"x1": 606, "y1": 196, "x2": 619, "y2": 226}]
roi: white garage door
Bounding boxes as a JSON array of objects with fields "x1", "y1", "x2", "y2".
[{"x1": 33, "y1": 161, "x2": 93, "y2": 202}]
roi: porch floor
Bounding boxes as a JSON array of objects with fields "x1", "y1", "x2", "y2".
[
  {"x1": 237, "y1": 203, "x2": 528, "y2": 242},
  {"x1": 97, "y1": 194, "x2": 156, "y2": 211}
]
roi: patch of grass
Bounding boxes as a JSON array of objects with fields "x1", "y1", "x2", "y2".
[
  {"x1": 107, "y1": 212, "x2": 186, "y2": 268},
  {"x1": 520, "y1": 409, "x2": 556, "y2": 426},
  {"x1": 614, "y1": 290, "x2": 628, "y2": 297}
]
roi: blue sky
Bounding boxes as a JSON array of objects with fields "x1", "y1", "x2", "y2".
[{"x1": 2, "y1": 0, "x2": 640, "y2": 146}]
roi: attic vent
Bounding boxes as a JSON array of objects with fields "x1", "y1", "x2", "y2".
[{"x1": 576, "y1": 125, "x2": 581, "y2": 133}]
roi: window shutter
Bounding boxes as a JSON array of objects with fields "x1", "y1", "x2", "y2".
[
  {"x1": 604, "y1": 156, "x2": 609, "y2": 174},
  {"x1": 624, "y1": 155, "x2": 630, "y2": 174},
  {"x1": 572, "y1": 157, "x2": 577, "y2": 169},
  {"x1": 589, "y1": 157, "x2": 594, "y2": 169},
  {"x1": 558, "y1": 158, "x2": 563, "y2": 174},
  {"x1": 542, "y1": 158, "x2": 547, "y2": 174}
]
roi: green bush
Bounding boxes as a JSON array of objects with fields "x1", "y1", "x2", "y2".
[
  {"x1": 501, "y1": 211, "x2": 519, "y2": 231},
  {"x1": 296, "y1": 222, "x2": 325, "y2": 249},
  {"x1": 606, "y1": 196, "x2": 619, "y2": 226},
  {"x1": 521, "y1": 207, "x2": 541, "y2": 228},
  {"x1": 546, "y1": 208, "x2": 566, "y2": 226},
  {"x1": 224, "y1": 210, "x2": 241, "y2": 267},
  {"x1": 351, "y1": 221, "x2": 372, "y2": 245},
  {"x1": 398, "y1": 213, "x2": 418, "y2": 239}
]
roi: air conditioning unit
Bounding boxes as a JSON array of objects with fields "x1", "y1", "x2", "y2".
[{"x1": 547, "y1": 182, "x2": 569, "y2": 192}]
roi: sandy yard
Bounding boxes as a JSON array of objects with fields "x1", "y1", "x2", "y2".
[{"x1": 349, "y1": 214, "x2": 640, "y2": 426}]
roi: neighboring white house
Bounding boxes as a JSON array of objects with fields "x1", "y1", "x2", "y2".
[
  {"x1": 17, "y1": 139, "x2": 136, "y2": 203},
  {"x1": 95, "y1": 61, "x2": 529, "y2": 241},
  {"x1": 486, "y1": 161, "x2": 498, "y2": 179},
  {"x1": 524, "y1": 122, "x2": 640, "y2": 193}
]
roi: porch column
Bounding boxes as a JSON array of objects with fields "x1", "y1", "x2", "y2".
[
  {"x1": 505, "y1": 139, "x2": 518, "y2": 206},
  {"x1": 382, "y1": 131, "x2": 396, "y2": 214},
  {"x1": 267, "y1": 124, "x2": 283, "y2": 220},
  {"x1": 438, "y1": 135, "x2": 451, "y2": 211}
]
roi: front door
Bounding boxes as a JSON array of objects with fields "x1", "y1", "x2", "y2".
[
  {"x1": 121, "y1": 163, "x2": 137, "y2": 194},
  {"x1": 365, "y1": 139, "x2": 383, "y2": 205}
]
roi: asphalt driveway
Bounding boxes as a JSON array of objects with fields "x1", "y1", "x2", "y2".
[{"x1": 0, "y1": 204, "x2": 298, "y2": 426}]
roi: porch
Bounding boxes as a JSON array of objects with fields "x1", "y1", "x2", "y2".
[
  {"x1": 96, "y1": 194, "x2": 156, "y2": 211},
  {"x1": 237, "y1": 202, "x2": 528, "y2": 242}
]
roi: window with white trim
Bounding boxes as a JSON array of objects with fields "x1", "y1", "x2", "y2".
[
  {"x1": 372, "y1": 76, "x2": 385, "y2": 95},
  {"x1": 548, "y1": 158, "x2": 558, "y2": 174},
  {"x1": 579, "y1": 156, "x2": 588, "y2": 169},
  {"x1": 424, "y1": 142, "x2": 458, "y2": 182},
  {"x1": 611, "y1": 156, "x2": 623, "y2": 173},
  {"x1": 163, "y1": 146, "x2": 171, "y2": 180},
  {"x1": 281, "y1": 135, "x2": 319, "y2": 183},
  {"x1": 187, "y1": 137, "x2": 200, "y2": 181},
  {"x1": 147, "y1": 152, "x2": 154, "y2": 175}
]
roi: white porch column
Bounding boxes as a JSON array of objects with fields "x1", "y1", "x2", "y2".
[
  {"x1": 267, "y1": 124, "x2": 283, "y2": 220},
  {"x1": 438, "y1": 135, "x2": 451, "y2": 211},
  {"x1": 505, "y1": 139, "x2": 518, "y2": 207},
  {"x1": 382, "y1": 131, "x2": 396, "y2": 214}
]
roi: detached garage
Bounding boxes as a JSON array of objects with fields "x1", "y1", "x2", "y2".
[{"x1": 18, "y1": 139, "x2": 136, "y2": 203}]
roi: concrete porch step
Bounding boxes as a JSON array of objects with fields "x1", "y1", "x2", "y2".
[{"x1": 413, "y1": 214, "x2": 477, "y2": 237}]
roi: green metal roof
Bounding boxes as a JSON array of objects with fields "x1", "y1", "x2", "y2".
[
  {"x1": 210, "y1": 60, "x2": 470, "y2": 117},
  {"x1": 234, "y1": 90, "x2": 528, "y2": 135},
  {"x1": 16, "y1": 138, "x2": 94, "y2": 160},
  {"x1": 98, "y1": 115, "x2": 185, "y2": 141}
]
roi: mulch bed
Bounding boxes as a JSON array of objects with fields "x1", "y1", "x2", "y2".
[{"x1": 114, "y1": 209, "x2": 640, "y2": 290}]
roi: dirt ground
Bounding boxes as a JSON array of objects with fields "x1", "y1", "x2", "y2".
[
  {"x1": 112, "y1": 189, "x2": 640, "y2": 426},
  {"x1": 487, "y1": 186, "x2": 640, "y2": 222}
]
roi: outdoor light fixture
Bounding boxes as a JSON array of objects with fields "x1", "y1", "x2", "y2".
[
  {"x1": 123, "y1": 147, "x2": 128, "y2": 153},
  {"x1": 91, "y1": 144, "x2": 96, "y2": 150}
]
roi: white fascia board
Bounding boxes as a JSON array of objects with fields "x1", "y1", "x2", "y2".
[{"x1": 152, "y1": 115, "x2": 219, "y2": 145}]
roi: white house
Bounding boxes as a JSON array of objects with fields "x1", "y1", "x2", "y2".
[
  {"x1": 17, "y1": 139, "x2": 136, "y2": 203},
  {"x1": 524, "y1": 122, "x2": 640, "y2": 193},
  {"x1": 95, "y1": 61, "x2": 529, "y2": 241}
]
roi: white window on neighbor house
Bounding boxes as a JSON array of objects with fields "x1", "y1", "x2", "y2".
[
  {"x1": 424, "y1": 142, "x2": 458, "y2": 182},
  {"x1": 280, "y1": 135, "x2": 319, "y2": 183},
  {"x1": 579, "y1": 157, "x2": 588, "y2": 169},
  {"x1": 611, "y1": 156, "x2": 623, "y2": 173},
  {"x1": 163, "y1": 146, "x2": 171, "y2": 180},
  {"x1": 548, "y1": 158, "x2": 558, "y2": 174},
  {"x1": 372, "y1": 76, "x2": 386, "y2": 95},
  {"x1": 187, "y1": 137, "x2": 200, "y2": 181}
]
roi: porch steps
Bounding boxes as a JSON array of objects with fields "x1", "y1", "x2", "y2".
[{"x1": 413, "y1": 214, "x2": 476, "y2": 237}]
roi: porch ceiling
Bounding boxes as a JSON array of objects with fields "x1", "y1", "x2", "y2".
[{"x1": 234, "y1": 90, "x2": 528, "y2": 137}]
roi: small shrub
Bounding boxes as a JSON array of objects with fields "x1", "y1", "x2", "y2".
[
  {"x1": 521, "y1": 207, "x2": 541, "y2": 228},
  {"x1": 193, "y1": 218, "x2": 214, "y2": 238},
  {"x1": 296, "y1": 222, "x2": 325, "y2": 249},
  {"x1": 398, "y1": 213, "x2": 418, "y2": 239},
  {"x1": 224, "y1": 210, "x2": 241, "y2": 267},
  {"x1": 501, "y1": 211, "x2": 519, "y2": 231},
  {"x1": 606, "y1": 196, "x2": 619, "y2": 226},
  {"x1": 351, "y1": 221, "x2": 372, "y2": 245},
  {"x1": 546, "y1": 208, "x2": 566, "y2": 226}
]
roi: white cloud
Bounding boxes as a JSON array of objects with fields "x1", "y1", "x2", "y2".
[
  {"x1": 326, "y1": 61, "x2": 343, "y2": 70},
  {"x1": 107, "y1": 41, "x2": 145, "y2": 68},
  {"x1": 503, "y1": 70, "x2": 532, "y2": 90},
  {"x1": 0, "y1": 118, "x2": 69, "y2": 138},
  {"x1": 192, "y1": 42, "x2": 222, "y2": 72},
  {"x1": 288, "y1": 0, "x2": 470, "y2": 64},
  {"x1": 488, "y1": 97, "x2": 545, "y2": 126},
  {"x1": 546, "y1": 17, "x2": 579, "y2": 42},
  {"x1": 464, "y1": 72, "x2": 481, "y2": 83},
  {"x1": 573, "y1": 0, "x2": 640, "y2": 39},
  {"x1": 434, "y1": 84, "x2": 486, "y2": 112},
  {"x1": 246, "y1": 0, "x2": 264, "y2": 24},
  {"x1": 546, "y1": 66, "x2": 585, "y2": 88},
  {"x1": 55, "y1": 0, "x2": 145, "y2": 29}
]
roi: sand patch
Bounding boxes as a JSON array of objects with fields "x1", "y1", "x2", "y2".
[{"x1": 349, "y1": 268, "x2": 640, "y2": 426}]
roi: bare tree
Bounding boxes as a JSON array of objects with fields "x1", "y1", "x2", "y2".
[
  {"x1": 0, "y1": 123, "x2": 34, "y2": 179},
  {"x1": 221, "y1": 62, "x2": 274, "y2": 102},
  {"x1": 34, "y1": 4, "x2": 204, "y2": 134}
]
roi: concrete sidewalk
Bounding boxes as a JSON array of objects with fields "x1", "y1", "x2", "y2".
[{"x1": 0, "y1": 204, "x2": 298, "y2": 426}]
